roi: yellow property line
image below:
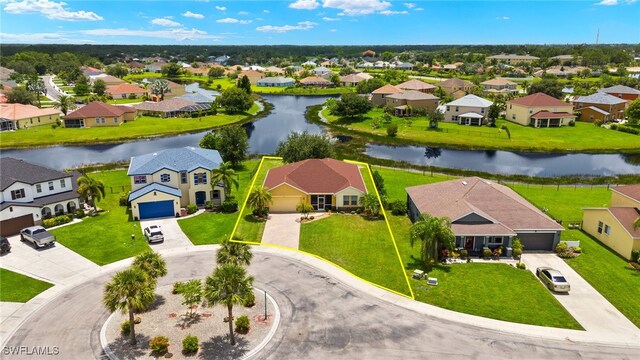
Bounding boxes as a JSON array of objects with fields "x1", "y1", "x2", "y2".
[{"x1": 345, "y1": 159, "x2": 416, "y2": 300}]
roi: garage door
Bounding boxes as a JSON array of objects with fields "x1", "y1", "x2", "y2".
[
  {"x1": 139, "y1": 200, "x2": 174, "y2": 220},
  {"x1": 0, "y1": 214, "x2": 34, "y2": 237},
  {"x1": 270, "y1": 197, "x2": 302, "y2": 213},
  {"x1": 518, "y1": 233, "x2": 555, "y2": 251}
]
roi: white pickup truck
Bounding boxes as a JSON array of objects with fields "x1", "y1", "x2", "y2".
[{"x1": 20, "y1": 226, "x2": 56, "y2": 248}]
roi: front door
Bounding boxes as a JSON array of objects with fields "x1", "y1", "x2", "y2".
[
  {"x1": 195, "y1": 191, "x2": 206, "y2": 206},
  {"x1": 465, "y1": 236, "x2": 474, "y2": 250},
  {"x1": 317, "y1": 196, "x2": 325, "y2": 211}
]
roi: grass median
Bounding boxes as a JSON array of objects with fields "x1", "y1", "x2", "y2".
[{"x1": 0, "y1": 268, "x2": 54, "y2": 302}]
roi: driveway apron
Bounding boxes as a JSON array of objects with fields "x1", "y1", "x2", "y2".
[
  {"x1": 140, "y1": 217, "x2": 194, "y2": 250},
  {"x1": 261, "y1": 213, "x2": 301, "y2": 249}
]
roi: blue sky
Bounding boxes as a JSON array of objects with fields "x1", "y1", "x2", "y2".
[{"x1": 1, "y1": 0, "x2": 639, "y2": 45}]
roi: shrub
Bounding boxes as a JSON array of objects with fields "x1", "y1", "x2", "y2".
[
  {"x1": 593, "y1": 119, "x2": 604, "y2": 127},
  {"x1": 389, "y1": 200, "x2": 408, "y2": 216},
  {"x1": 51, "y1": 123, "x2": 59, "y2": 129},
  {"x1": 244, "y1": 292, "x2": 256, "y2": 307},
  {"x1": 555, "y1": 242, "x2": 568, "y2": 254},
  {"x1": 149, "y1": 336, "x2": 169, "y2": 354},
  {"x1": 309, "y1": 216, "x2": 315, "y2": 220},
  {"x1": 119, "y1": 193, "x2": 128, "y2": 206},
  {"x1": 617, "y1": 126, "x2": 640, "y2": 135},
  {"x1": 186, "y1": 204, "x2": 198, "y2": 214},
  {"x1": 516, "y1": 262, "x2": 526, "y2": 270},
  {"x1": 512, "y1": 248, "x2": 522, "y2": 259},
  {"x1": 558, "y1": 247, "x2": 576, "y2": 259},
  {"x1": 120, "y1": 320, "x2": 131, "y2": 335},
  {"x1": 386, "y1": 123, "x2": 398, "y2": 137},
  {"x1": 221, "y1": 198, "x2": 238, "y2": 213},
  {"x1": 609, "y1": 123, "x2": 618, "y2": 130},
  {"x1": 204, "y1": 200, "x2": 213, "y2": 210},
  {"x1": 172, "y1": 281, "x2": 184, "y2": 294},
  {"x1": 42, "y1": 214, "x2": 72, "y2": 228},
  {"x1": 482, "y1": 248, "x2": 492, "y2": 259},
  {"x1": 182, "y1": 334, "x2": 199, "y2": 354},
  {"x1": 75, "y1": 209, "x2": 86, "y2": 218},
  {"x1": 568, "y1": 120, "x2": 575, "y2": 127},
  {"x1": 631, "y1": 249, "x2": 640, "y2": 263},
  {"x1": 235, "y1": 315, "x2": 250, "y2": 333},
  {"x1": 460, "y1": 249, "x2": 468, "y2": 258},
  {"x1": 573, "y1": 247, "x2": 582, "y2": 253},
  {"x1": 128, "y1": 93, "x2": 137, "y2": 100}
]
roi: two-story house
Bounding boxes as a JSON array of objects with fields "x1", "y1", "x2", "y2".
[
  {"x1": 443, "y1": 94, "x2": 493, "y2": 126},
  {"x1": 506, "y1": 92, "x2": 576, "y2": 127},
  {"x1": 0, "y1": 157, "x2": 80, "y2": 236},
  {"x1": 436, "y1": 78, "x2": 474, "y2": 99},
  {"x1": 480, "y1": 78, "x2": 518, "y2": 96},
  {"x1": 127, "y1": 147, "x2": 225, "y2": 220},
  {"x1": 573, "y1": 92, "x2": 627, "y2": 122}
]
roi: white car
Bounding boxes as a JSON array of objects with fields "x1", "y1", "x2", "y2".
[{"x1": 143, "y1": 225, "x2": 164, "y2": 243}]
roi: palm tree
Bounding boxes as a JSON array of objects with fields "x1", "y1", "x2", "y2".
[
  {"x1": 217, "y1": 238, "x2": 253, "y2": 267},
  {"x1": 103, "y1": 268, "x2": 155, "y2": 345},
  {"x1": 204, "y1": 264, "x2": 254, "y2": 346},
  {"x1": 53, "y1": 94, "x2": 77, "y2": 116},
  {"x1": 360, "y1": 193, "x2": 381, "y2": 217},
  {"x1": 26, "y1": 76, "x2": 47, "y2": 107},
  {"x1": 77, "y1": 173, "x2": 106, "y2": 212},
  {"x1": 247, "y1": 186, "x2": 272, "y2": 215},
  {"x1": 150, "y1": 79, "x2": 171, "y2": 101},
  {"x1": 132, "y1": 251, "x2": 167, "y2": 284},
  {"x1": 211, "y1": 162, "x2": 239, "y2": 198},
  {"x1": 410, "y1": 214, "x2": 455, "y2": 265}
]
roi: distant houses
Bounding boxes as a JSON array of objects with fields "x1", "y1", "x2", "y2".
[
  {"x1": 238, "y1": 70, "x2": 265, "y2": 85},
  {"x1": 436, "y1": 78, "x2": 474, "y2": 99},
  {"x1": 480, "y1": 78, "x2": 518, "y2": 96},
  {"x1": 600, "y1": 85, "x2": 640, "y2": 101},
  {"x1": 371, "y1": 84, "x2": 402, "y2": 106},
  {"x1": 105, "y1": 83, "x2": 147, "y2": 99},
  {"x1": 256, "y1": 77, "x2": 295, "y2": 87},
  {"x1": 299, "y1": 76, "x2": 332, "y2": 87},
  {"x1": 486, "y1": 54, "x2": 540, "y2": 64}
]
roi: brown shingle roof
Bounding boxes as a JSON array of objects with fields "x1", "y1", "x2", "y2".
[
  {"x1": 406, "y1": 177, "x2": 564, "y2": 232},
  {"x1": 397, "y1": 79, "x2": 436, "y2": 91},
  {"x1": 480, "y1": 78, "x2": 517, "y2": 86},
  {"x1": 300, "y1": 76, "x2": 331, "y2": 85},
  {"x1": 64, "y1": 101, "x2": 135, "y2": 119},
  {"x1": 264, "y1": 158, "x2": 366, "y2": 194},
  {"x1": 612, "y1": 184, "x2": 640, "y2": 202},
  {"x1": 509, "y1": 93, "x2": 570, "y2": 107},
  {"x1": 105, "y1": 83, "x2": 147, "y2": 95},
  {"x1": 437, "y1": 78, "x2": 473, "y2": 88},
  {"x1": 608, "y1": 207, "x2": 640, "y2": 238},
  {"x1": 371, "y1": 84, "x2": 402, "y2": 94},
  {"x1": 386, "y1": 90, "x2": 439, "y2": 101}
]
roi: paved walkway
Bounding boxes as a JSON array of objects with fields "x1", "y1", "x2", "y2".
[
  {"x1": 522, "y1": 253, "x2": 638, "y2": 342},
  {"x1": 261, "y1": 213, "x2": 302, "y2": 249}
]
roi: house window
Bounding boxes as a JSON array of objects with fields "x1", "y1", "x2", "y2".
[
  {"x1": 134, "y1": 175, "x2": 147, "y2": 184},
  {"x1": 201, "y1": 173, "x2": 207, "y2": 184},
  {"x1": 194, "y1": 173, "x2": 199, "y2": 185},
  {"x1": 455, "y1": 107, "x2": 459, "y2": 112},
  {"x1": 446, "y1": 106, "x2": 450, "y2": 111},
  {"x1": 36, "y1": 184, "x2": 42, "y2": 193},
  {"x1": 512, "y1": 114, "x2": 516, "y2": 120},
  {"x1": 604, "y1": 225, "x2": 611, "y2": 235},
  {"x1": 180, "y1": 171, "x2": 187, "y2": 184},
  {"x1": 60, "y1": 179, "x2": 66, "y2": 188},
  {"x1": 342, "y1": 195, "x2": 358, "y2": 206},
  {"x1": 114, "y1": 117, "x2": 118, "y2": 123},
  {"x1": 11, "y1": 189, "x2": 25, "y2": 200},
  {"x1": 487, "y1": 236, "x2": 503, "y2": 245},
  {"x1": 597, "y1": 221, "x2": 603, "y2": 234},
  {"x1": 48, "y1": 181, "x2": 54, "y2": 191},
  {"x1": 212, "y1": 190, "x2": 220, "y2": 199},
  {"x1": 160, "y1": 174, "x2": 171, "y2": 183},
  {"x1": 481, "y1": 108, "x2": 485, "y2": 113}
]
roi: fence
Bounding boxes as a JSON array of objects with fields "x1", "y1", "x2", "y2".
[{"x1": 108, "y1": 186, "x2": 128, "y2": 194}]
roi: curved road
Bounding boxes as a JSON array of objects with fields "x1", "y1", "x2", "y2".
[{"x1": 4, "y1": 249, "x2": 636, "y2": 360}]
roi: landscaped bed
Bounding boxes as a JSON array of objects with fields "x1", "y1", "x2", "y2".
[{"x1": 0, "y1": 268, "x2": 53, "y2": 302}]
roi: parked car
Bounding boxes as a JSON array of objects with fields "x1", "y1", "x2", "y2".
[
  {"x1": 20, "y1": 226, "x2": 56, "y2": 248},
  {"x1": 143, "y1": 225, "x2": 164, "y2": 243},
  {"x1": 0, "y1": 236, "x2": 11, "y2": 254},
  {"x1": 536, "y1": 267, "x2": 570, "y2": 293}
]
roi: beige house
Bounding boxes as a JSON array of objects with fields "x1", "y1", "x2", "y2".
[
  {"x1": 436, "y1": 78, "x2": 474, "y2": 99},
  {"x1": 238, "y1": 70, "x2": 264, "y2": 85},
  {"x1": 0, "y1": 103, "x2": 60, "y2": 131},
  {"x1": 506, "y1": 93, "x2": 575, "y2": 127},
  {"x1": 582, "y1": 184, "x2": 640, "y2": 260},
  {"x1": 480, "y1": 78, "x2": 518, "y2": 96},
  {"x1": 371, "y1": 84, "x2": 402, "y2": 106},
  {"x1": 397, "y1": 79, "x2": 436, "y2": 94},
  {"x1": 443, "y1": 94, "x2": 493, "y2": 126},
  {"x1": 63, "y1": 101, "x2": 137, "y2": 128},
  {"x1": 385, "y1": 90, "x2": 439, "y2": 116},
  {"x1": 127, "y1": 147, "x2": 225, "y2": 220}
]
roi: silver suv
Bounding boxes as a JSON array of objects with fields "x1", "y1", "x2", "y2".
[{"x1": 143, "y1": 225, "x2": 164, "y2": 243}]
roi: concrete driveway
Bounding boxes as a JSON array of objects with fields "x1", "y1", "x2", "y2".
[
  {"x1": 140, "y1": 217, "x2": 194, "y2": 250},
  {"x1": 0, "y1": 234, "x2": 99, "y2": 286},
  {"x1": 522, "y1": 253, "x2": 639, "y2": 343},
  {"x1": 261, "y1": 213, "x2": 301, "y2": 249}
]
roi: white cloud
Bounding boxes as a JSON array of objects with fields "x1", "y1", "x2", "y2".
[
  {"x1": 3, "y1": 0, "x2": 103, "y2": 21},
  {"x1": 322, "y1": 16, "x2": 340, "y2": 21},
  {"x1": 595, "y1": 0, "x2": 617, "y2": 4},
  {"x1": 256, "y1": 21, "x2": 317, "y2": 32},
  {"x1": 80, "y1": 27, "x2": 222, "y2": 41},
  {"x1": 329, "y1": 29, "x2": 337, "y2": 32},
  {"x1": 263, "y1": 9, "x2": 270, "y2": 13},
  {"x1": 215, "y1": 5, "x2": 226, "y2": 10},
  {"x1": 289, "y1": 0, "x2": 320, "y2": 10},
  {"x1": 379, "y1": 10, "x2": 408, "y2": 15},
  {"x1": 323, "y1": 0, "x2": 391, "y2": 15},
  {"x1": 151, "y1": 18, "x2": 181, "y2": 27},
  {"x1": 238, "y1": 11, "x2": 249, "y2": 15},
  {"x1": 217, "y1": 17, "x2": 252, "y2": 24},
  {"x1": 0, "y1": 31, "x2": 96, "y2": 43},
  {"x1": 183, "y1": 11, "x2": 204, "y2": 19},
  {"x1": 414, "y1": 7, "x2": 424, "y2": 11},
  {"x1": 496, "y1": 16, "x2": 510, "y2": 20},
  {"x1": 403, "y1": 2, "x2": 415, "y2": 8}
]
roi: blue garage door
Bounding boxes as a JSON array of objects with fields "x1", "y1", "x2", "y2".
[{"x1": 139, "y1": 200, "x2": 174, "y2": 220}]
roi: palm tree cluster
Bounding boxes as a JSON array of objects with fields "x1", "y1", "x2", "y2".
[
  {"x1": 77, "y1": 173, "x2": 106, "y2": 212},
  {"x1": 247, "y1": 186, "x2": 272, "y2": 217},
  {"x1": 211, "y1": 162, "x2": 239, "y2": 199},
  {"x1": 410, "y1": 214, "x2": 456, "y2": 266}
]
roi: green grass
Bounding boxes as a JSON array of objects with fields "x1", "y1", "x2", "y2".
[
  {"x1": 0, "y1": 113, "x2": 249, "y2": 149},
  {"x1": 0, "y1": 268, "x2": 54, "y2": 302},
  {"x1": 107, "y1": 98, "x2": 143, "y2": 104},
  {"x1": 299, "y1": 214, "x2": 411, "y2": 296},
  {"x1": 178, "y1": 160, "x2": 259, "y2": 245},
  {"x1": 323, "y1": 108, "x2": 640, "y2": 153},
  {"x1": 50, "y1": 170, "x2": 150, "y2": 265},
  {"x1": 253, "y1": 86, "x2": 354, "y2": 95},
  {"x1": 371, "y1": 165, "x2": 455, "y2": 201},
  {"x1": 233, "y1": 159, "x2": 283, "y2": 242}
]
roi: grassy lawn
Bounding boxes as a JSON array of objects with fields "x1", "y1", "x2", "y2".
[
  {"x1": 323, "y1": 108, "x2": 640, "y2": 153},
  {"x1": 0, "y1": 113, "x2": 250, "y2": 149},
  {"x1": 253, "y1": 86, "x2": 354, "y2": 95},
  {"x1": 107, "y1": 98, "x2": 143, "y2": 105},
  {"x1": 233, "y1": 158, "x2": 284, "y2": 242},
  {"x1": 371, "y1": 165, "x2": 455, "y2": 202},
  {"x1": 178, "y1": 160, "x2": 259, "y2": 245},
  {"x1": 50, "y1": 170, "x2": 150, "y2": 265},
  {"x1": 299, "y1": 214, "x2": 411, "y2": 296},
  {"x1": 0, "y1": 268, "x2": 54, "y2": 302}
]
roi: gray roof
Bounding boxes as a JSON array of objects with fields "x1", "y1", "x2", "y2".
[
  {"x1": 387, "y1": 90, "x2": 439, "y2": 101},
  {"x1": 128, "y1": 183, "x2": 182, "y2": 202},
  {"x1": 1, "y1": 157, "x2": 72, "y2": 191},
  {"x1": 445, "y1": 94, "x2": 493, "y2": 108},
  {"x1": 600, "y1": 85, "x2": 640, "y2": 95},
  {"x1": 313, "y1": 66, "x2": 332, "y2": 72},
  {"x1": 178, "y1": 92, "x2": 216, "y2": 104},
  {"x1": 127, "y1": 147, "x2": 222, "y2": 176},
  {"x1": 574, "y1": 92, "x2": 627, "y2": 105},
  {"x1": 257, "y1": 77, "x2": 295, "y2": 84}
]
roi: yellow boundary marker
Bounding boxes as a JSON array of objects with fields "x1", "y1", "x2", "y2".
[{"x1": 230, "y1": 155, "x2": 414, "y2": 300}]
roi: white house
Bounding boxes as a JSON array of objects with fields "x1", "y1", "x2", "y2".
[
  {"x1": 443, "y1": 94, "x2": 494, "y2": 126},
  {"x1": 0, "y1": 158, "x2": 80, "y2": 236},
  {"x1": 127, "y1": 147, "x2": 225, "y2": 220}
]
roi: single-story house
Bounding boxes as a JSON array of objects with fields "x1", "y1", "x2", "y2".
[
  {"x1": 443, "y1": 95, "x2": 493, "y2": 126},
  {"x1": 263, "y1": 158, "x2": 367, "y2": 212},
  {"x1": 480, "y1": 78, "x2": 518, "y2": 96},
  {"x1": 385, "y1": 90, "x2": 440, "y2": 116},
  {"x1": 371, "y1": 84, "x2": 402, "y2": 106},
  {"x1": 582, "y1": 184, "x2": 640, "y2": 260},
  {"x1": 90, "y1": 74, "x2": 126, "y2": 87},
  {"x1": 0, "y1": 103, "x2": 60, "y2": 131},
  {"x1": 406, "y1": 177, "x2": 564, "y2": 252},
  {"x1": 506, "y1": 92, "x2": 575, "y2": 127},
  {"x1": 105, "y1": 83, "x2": 147, "y2": 99},
  {"x1": 63, "y1": 101, "x2": 137, "y2": 128},
  {"x1": 599, "y1": 85, "x2": 640, "y2": 101},
  {"x1": 127, "y1": 147, "x2": 225, "y2": 220},
  {"x1": 265, "y1": 66, "x2": 285, "y2": 75},
  {"x1": 397, "y1": 79, "x2": 436, "y2": 94},
  {"x1": 573, "y1": 92, "x2": 627, "y2": 122},
  {"x1": 339, "y1": 74, "x2": 367, "y2": 87},
  {"x1": 256, "y1": 77, "x2": 295, "y2": 87},
  {"x1": 147, "y1": 80, "x2": 186, "y2": 101},
  {"x1": 238, "y1": 70, "x2": 264, "y2": 85},
  {"x1": 134, "y1": 98, "x2": 210, "y2": 118},
  {"x1": 299, "y1": 76, "x2": 332, "y2": 87}
]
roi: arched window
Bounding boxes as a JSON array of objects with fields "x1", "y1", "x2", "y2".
[
  {"x1": 54, "y1": 204, "x2": 64, "y2": 216},
  {"x1": 41, "y1": 207, "x2": 52, "y2": 219}
]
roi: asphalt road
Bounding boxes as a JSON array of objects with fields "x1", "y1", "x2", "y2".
[
  {"x1": 41, "y1": 75, "x2": 65, "y2": 101},
  {"x1": 3, "y1": 250, "x2": 637, "y2": 360}
]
